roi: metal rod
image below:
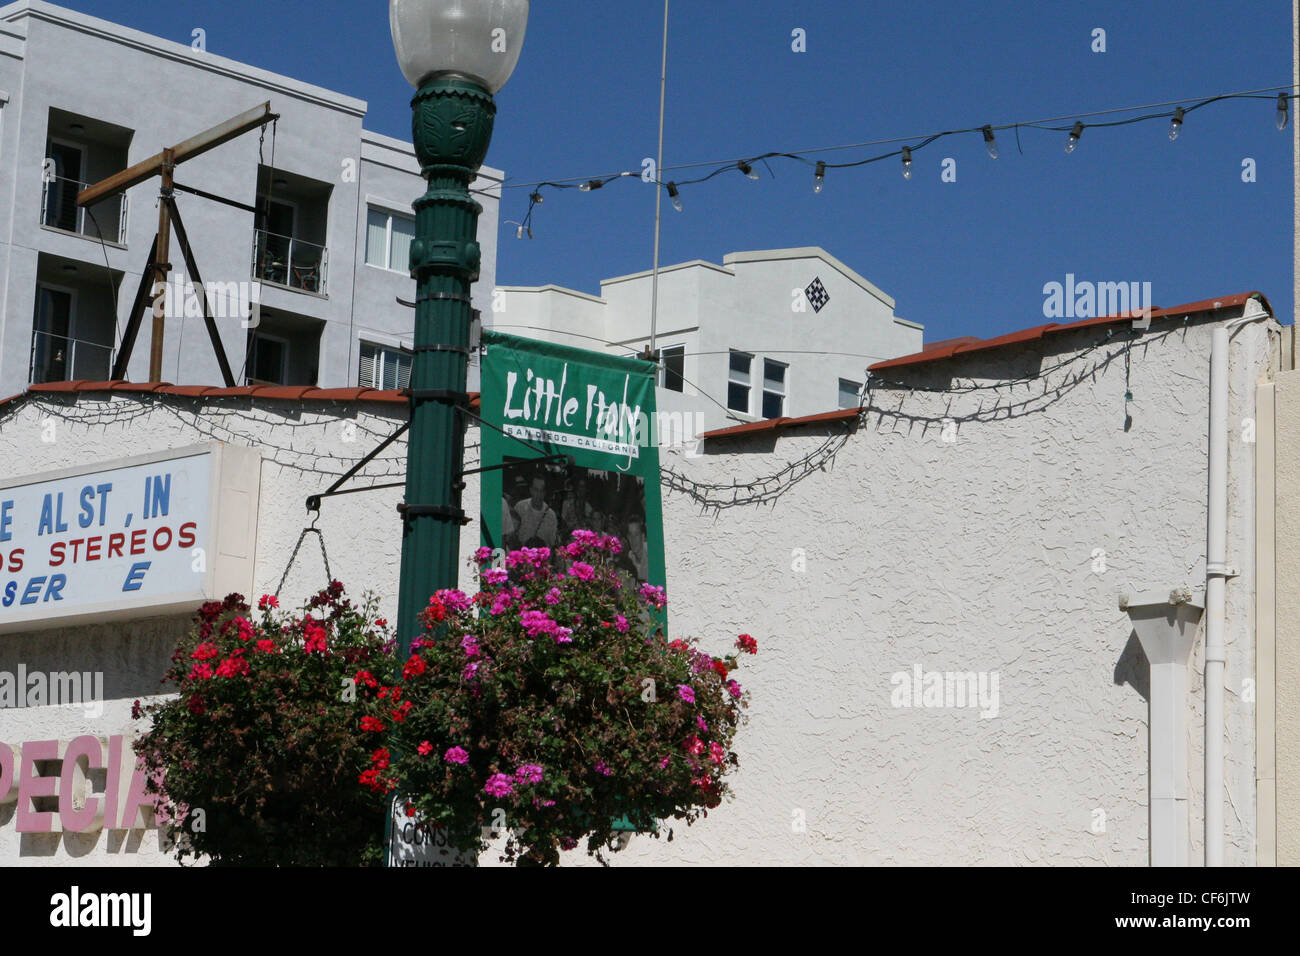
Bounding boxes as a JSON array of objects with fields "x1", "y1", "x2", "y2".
[
  {"x1": 172, "y1": 181, "x2": 260, "y2": 214},
  {"x1": 306, "y1": 421, "x2": 411, "y2": 511},
  {"x1": 166, "y1": 196, "x2": 237, "y2": 386},
  {"x1": 648, "y1": 0, "x2": 669, "y2": 357}
]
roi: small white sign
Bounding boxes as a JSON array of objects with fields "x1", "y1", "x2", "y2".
[{"x1": 388, "y1": 797, "x2": 477, "y2": 867}]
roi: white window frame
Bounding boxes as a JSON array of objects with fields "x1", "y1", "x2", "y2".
[
  {"x1": 727, "y1": 349, "x2": 753, "y2": 414},
  {"x1": 365, "y1": 205, "x2": 416, "y2": 274},
  {"x1": 762, "y1": 358, "x2": 788, "y2": 419},
  {"x1": 658, "y1": 343, "x2": 686, "y2": 392},
  {"x1": 359, "y1": 339, "x2": 413, "y2": 390}
]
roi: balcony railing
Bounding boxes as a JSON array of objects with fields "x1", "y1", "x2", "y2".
[
  {"x1": 29, "y1": 328, "x2": 114, "y2": 385},
  {"x1": 251, "y1": 229, "x2": 328, "y2": 295},
  {"x1": 41, "y1": 175, "x2": 129, "y2": 245}
]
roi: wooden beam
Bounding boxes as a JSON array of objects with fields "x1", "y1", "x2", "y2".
[{"x1": 77, "y1": 102, "x2": 278, "y2": 208}]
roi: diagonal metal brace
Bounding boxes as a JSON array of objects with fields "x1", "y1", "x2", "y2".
[{"x1": 306, "y1": 420, "x2": 410, "y2": 512}]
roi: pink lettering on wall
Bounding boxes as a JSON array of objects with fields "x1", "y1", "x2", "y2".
[{"x1": 2, "y1": 736, "x2": 156, "y2": 833}]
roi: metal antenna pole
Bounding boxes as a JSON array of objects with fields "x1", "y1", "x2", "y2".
[{"x1": 648, "y1": 0, "x2": 669, "y2": 360}]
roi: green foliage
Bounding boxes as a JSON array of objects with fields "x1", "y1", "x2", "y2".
[{"x1": 134, "y1": 586, "x2": 396, "y2": 866}]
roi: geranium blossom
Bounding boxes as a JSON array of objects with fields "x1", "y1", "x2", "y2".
[
  {"x1": 638, "y1": 584, "x2": 667, "y2": 609},
  {"x1": 709, "y1": 742, "x2": 726, "y2": 765},
  {"x1": 514, "y1": 763, "x2": 544, "y2": 784},
  {"x1": 461, "y1": 634, "x2": 480, "y2": 657},
  {"x1": 403, "y1": 655, "x2": 427, "y2": 679},
  {"x1": 735, "y1": 634, "x2": 758, "y2": 654},
  {"x1": 436, "y1": 589, "x2": 473, "y2": 612},
  {"x1": 725, "y1": 679, "x2": 742, "y2": 700},
  {"x1": 544, "y1": 587, "x2": 563, "y2": 606},
  {"x1": 484, "y1": 773, "x2": 515, "y2": 797},
  {"x1": 482, "y1": 568, "x2": 508, "y2": 585},
  {"x1": 568, "y1": 562, "x2": 595, "y2": 582},
  {"x1": 360, "y1": 716, "x2": 385, "y2": 733},
  {"x1": 676, "y1": 684, "x2": 695, "y2": 704},
  {"x1": 594, "y1": 760, "x2": 612, "y2": 777},
  {"x1": 417, "y1": 741, "x2": 433, "y2": 756},
  {"x1": 191, "y1": 642, "x2": 219, "y2": 662},
  {"x1": 444, "y1": 746, "x2": 469, "y2": 764},
  {"x1": 257, "y1": 594, "x2": 278, "y2": 610},
  {"x1": 474, "y1": 546, "x2": 494, "y2": 564},
  {"x1": 255, "y1": 638, "x2": 276, "y2": 654}
]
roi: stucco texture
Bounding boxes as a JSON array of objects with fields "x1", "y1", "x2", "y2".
[{"x1": 0, "y1": 308, "x2": 1274, "y2": 865}]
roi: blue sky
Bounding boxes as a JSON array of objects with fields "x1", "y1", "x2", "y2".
[{"x1": 66, "y1": 0, "x2": 1295, "y2": 344}]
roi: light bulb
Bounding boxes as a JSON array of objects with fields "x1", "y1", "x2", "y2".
[
  {"x1": 982, "y1": 126, "x2": 998, "y2": 160},
  {"x1": 1277, "y1": 94, "x2": 1290, "y2": 131},
  {"x1": 579, "y1": 180, "x2": 603, "y2": 192},
  {"x1": 738, "y1": 161, "x2": 760, "y2": 181},
  {"x1": 516, "y1": 224, "x2": 525, "y2": 239},
  {"x1": 1065, "y1": 121, "x2": 1084, "y2": 154},
  {"x1": 901, "y1": 147, "x2": 913, "y2": 180},
  {"x1": 1168, "y1": 108, "x2": 1184, "y2": 141},
  {"x1": 530, "y1": 191, "x2": 544, "y2": 205},
  {"x1": 668, "y1": 182, "x2": 683, "y2": 212},
  {"x1": 814, "y1": 161, "x2": 826, "y2": 194}
]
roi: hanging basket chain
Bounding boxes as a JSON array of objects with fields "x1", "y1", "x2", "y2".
[{"x1": 275, "y1": 526, "x2": 334, "y2": 599}]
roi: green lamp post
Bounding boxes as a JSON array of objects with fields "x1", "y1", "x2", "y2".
[{"x1": 389, "y1": 0, "x2": 529, "y2": 661}]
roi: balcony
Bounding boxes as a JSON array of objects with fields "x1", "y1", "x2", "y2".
[
  {"x1": 251, "y1": 229, "x2": 329, "y2": 295},
  {"x1": 41, "y1": 174, "x2": 129, "y2": 245},
  {"x1": 30, "y1": 328, "x2": 114, "y2": 385}
]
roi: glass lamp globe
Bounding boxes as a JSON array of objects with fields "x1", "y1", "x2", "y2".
[{"x1": 389, "y1": 0, "x2": 530, "y2": 93}]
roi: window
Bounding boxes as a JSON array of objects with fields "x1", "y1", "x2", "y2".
[
  {"x1": 727, "y1": 350, "x2": 752, "y2": 413},
  {"x1": 659, "y1": 345, "x2": 685, "y2": 392},
  {"x1": 838, "y1": 378, "x2": 862, "y2": 409},
  {"x1": 366, "y1": 207, "x2": 416, "y2": 273},
  {"x1": 247, "y1": 332, "x2": 288, "y2": 385},
  {"x1": 762, "y1": 359, "x2": 787, "y2": 419},
  {"x1": 360, "y1": 341, "x2": 413, "y2": 390}
]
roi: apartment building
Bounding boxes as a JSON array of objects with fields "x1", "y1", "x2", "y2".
[
  {"x1": 0, "y1": 0, "x2": 501, "y2": 398},
  {"x1": 494, "y1": 247, "x2": 924, "y2": 433}
]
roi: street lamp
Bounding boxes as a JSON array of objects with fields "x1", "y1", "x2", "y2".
[{"x1": 389, "y1": 0, "x2": 529, "y2": 663}]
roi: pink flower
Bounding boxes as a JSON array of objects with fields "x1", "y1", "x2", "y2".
[
  {"x1": 568, "y1": 562, "x2": 595, "y2": 582},
  {"x1": 462, "y1": 661, "x2": 480, "y2": 681},
  {"x1": 490, "y1": 591, "x2": 513, "y2": 615},
  {"x1": 437, "y1": 589, "x2": 473, "y2": 612},
  {"x1": 659, "y1": 756, "x2": 671, "y2": 770},
  {"x1": 639, "y1": 584, "x2": 667, "y2": 609},
  {"x1": 614, "y1": 615, "x2": 629, "y2": 633},
  {"x1": 461, "y1": 634, "x2": 480, "y2": 657},
  {"x1": 684, "y1": 736, "x2": 705, "y2": 756},
  {"x1": 444, "y1": 746, "x2": 470, "y2": 764},
  {"x1": 544, "y1": 587, "x2": 563, "y2": 606},
  {"x1": 484, "y1": 773, "x2": 515, "y2": 797},
  {"x1": 709, "y1": 742, "x2": 726, "y2": 765},
  {"x1": 594, "y1": 760, "x2": 612, "y2": 777},
  {"x1": 520, "y1": 610, "x2": 557, "y2": 638},
  {"x1": 696, "y1": 716, "x2": 708, "y2": 732},
  {"x1": 482, "y1": 568, "x2": 508, "y2": 585},
  {"x1": 417, "y1": 741, "x2": 433, "y2": 756},
  {"x1": 676, "y1": 684, "x2": 695, "y2": 704},
  {"x1": 474, "y1": 547, "x2": 494, "y2": 564},
  {"x1": 515, "y1": 763, "x2": 544, "y2": 784},
  {"x1": 725, "y1": 679, "x2": 742, "y2": 700},
  {"x1": 554, "y1": 627, "x2": 573, "y2": 645}
]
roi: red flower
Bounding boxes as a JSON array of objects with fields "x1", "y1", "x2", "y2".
[
  {"x1": 255, "y1": 639, "x2": 276, "y2": 654},
  {"x1": 371, "y1": 748, "x2": 391, "y2": 770},
  {"x1": 735, "y1": 634, "x2": 758, "y2": 654},
  {"x1": 402, "y1": 655, "x2": 427, "y2": 680},
  {"x1": 360, "y1": 716, "x2": 386, "y2": 733},
  {"x1": 355, "y1": 670, "x2": 379, "y2": 689},
  {"x1": 303, "y1": 623, "x2": 328, "y2": 654},
  {"x1": 417, "y1": 741, "x2": 433, "y2": 756},
  {"x1": 258, "y1": 594, "x2": 279, "y2": 610},
  {"x1": 191, "y1": 642, "x2": 220, "y2": 662},
  {"x1": 390, "y1": 700, "x2": 413, "y2": 723},
  {"x1": 712, "y1": 660, "x2": 729, "y2": 678},
  {"x1": 375, "y1": 619, "x2": 388, "y2": 628},
  {"x1": 405, "y1": 802, "x2": 416, "y2": 818},
  {"x1": 187, "y1": 695, "x2": 206, "y2": 716},
  {"x1": 215, "y1": 655, "x2": 250, "y2": 678}
]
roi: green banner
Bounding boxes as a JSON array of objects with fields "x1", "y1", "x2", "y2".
[{"x1": 479, "y1": 331, "x2": 667, "y2": 611}]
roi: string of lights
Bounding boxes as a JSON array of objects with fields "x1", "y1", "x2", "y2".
[{"x1": 494, "y1": 84, "x2": 1295, "y2": 238}]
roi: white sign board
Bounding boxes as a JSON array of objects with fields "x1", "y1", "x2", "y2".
[
  {"x1": 0, "y1": 443, "x2": 260, "y2": 633},
  {"x1": 389, "y1": 797, "x2": 477, "y2": 867}
]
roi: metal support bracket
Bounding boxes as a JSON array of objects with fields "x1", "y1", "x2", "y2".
[
  {"x1": 398, "y1": 503, "x2": 471, "y2": 526},
  {"x1": 305, "y1": 421, "x2": 410, "y2": 512},
  {"x1": 1206, "y1": 563, "x2": 1240, "y2": 579}
]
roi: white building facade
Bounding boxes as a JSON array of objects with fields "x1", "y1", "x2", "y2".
[
  {"x1": 0, "y1": 0, "x2": 501, "y2": 398},
  {"x1": 0, "y1": 290, "x2": 1285, "y2": 867},
  {"x1": 495, "y1": 247, "x2": 924, "y2": 434}
]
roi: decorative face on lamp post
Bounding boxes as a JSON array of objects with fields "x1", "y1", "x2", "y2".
[{"x1": 388, "y1": 0, "x2": 530, "y2": 663}]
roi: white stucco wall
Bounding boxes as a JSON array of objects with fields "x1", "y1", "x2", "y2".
[{"x1": 0, "y1": 302, "x2": 1276, "y2": 866}]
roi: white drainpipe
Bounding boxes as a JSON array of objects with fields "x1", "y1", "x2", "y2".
[{"x1": 1205, "y1": 301, "x2": 1270, "y2": 866}]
